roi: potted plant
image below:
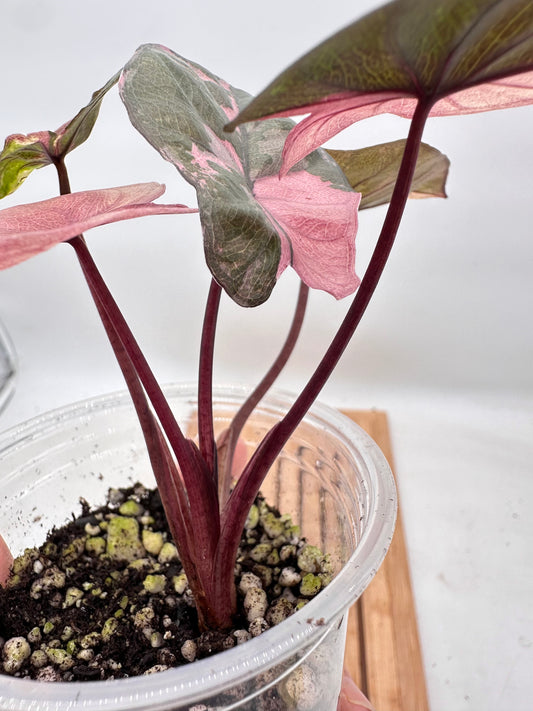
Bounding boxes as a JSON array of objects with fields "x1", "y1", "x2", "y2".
[{"x1": 0, "y1": 0, "x2": 531, "y2": 709}]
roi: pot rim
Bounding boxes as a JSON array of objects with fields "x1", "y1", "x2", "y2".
[{"x1": 0, "y1": 383, "x2": 397, "y2": 710}]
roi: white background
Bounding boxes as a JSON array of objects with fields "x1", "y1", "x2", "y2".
[{"x1": 0, "y1": 1, "x2": 532, "y2": 709}]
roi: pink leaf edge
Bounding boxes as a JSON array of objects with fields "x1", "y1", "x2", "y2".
[
  {"x1": 254, "y1": 171, "x2": 361, "y2": 299},
  {"x1": 276, "y1": 70, "x2": 533, "y2": 174},
  {"x1": 0, "y1": 182, "x2": 198, "y2": 270}
]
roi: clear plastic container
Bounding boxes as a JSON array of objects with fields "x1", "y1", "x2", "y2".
[
  {"x1": 0, "y1": 320, "x2": 16, "y2": 414},
  {"x1": 0, "y1": 384, "x2": 396, "y2": 710}
]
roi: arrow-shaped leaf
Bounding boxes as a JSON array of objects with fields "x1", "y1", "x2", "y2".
[
  {"x1": 0, "y1": 72, "x2": 119, "y2": 199},
  {"x1": 120, "y1": 44, "x2": 360, "y2": 307},
  {"x1": 53, "y1": 71, "x2": 120, "y2": 157},
  {"x1": 327, "y1": 140, "x2": 450, "y2": 209},
  {"x1": 226, "y1": 0, "x2": 533, "y2": 172}
]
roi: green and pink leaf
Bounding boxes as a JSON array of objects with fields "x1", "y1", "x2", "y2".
[
  {"x1": 0, "y1": 133, "x2": 54, "y2": 198},
  {"x1": 226, "y1": 0, "x2": 533, "y2": 172},
  {"x1": 120, "y1": 44, "x2": 360, "y2": 307},
  {"x1": 52, "y1": 72, "x2": 120, "y2": 157},
  {"x1": 0, "y1": 73, "x2": 119, "y2": 198}
]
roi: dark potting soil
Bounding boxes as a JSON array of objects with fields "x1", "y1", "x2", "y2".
[{"x1": 0, "y1": 483, "x2": 332, "y2": 685}]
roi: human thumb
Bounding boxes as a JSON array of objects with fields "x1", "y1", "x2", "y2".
[
  {"x1": 0, "y1": 533, "x2": 13, "y2": 586},
  {"x1": 337, "y1": 669, "x2": 375, "y2": 711}
]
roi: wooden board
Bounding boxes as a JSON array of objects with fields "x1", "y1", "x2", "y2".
[{"x1": 342, "y1": 410, "x2": 429, "y2": 711}]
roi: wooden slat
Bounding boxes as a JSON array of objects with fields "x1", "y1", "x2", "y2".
[{"x1": 342, "y1": 410, "x2": 429, "y2": 711}]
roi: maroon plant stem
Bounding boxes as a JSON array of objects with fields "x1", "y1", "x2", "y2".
[
  {"x1": 54, "y1": 160, "x2": 203, "y2": 581},
  {"x1": 217, "y1": 100, "x2": 433, "y2": 578},
  {"x1": 70, "y1": 237, "x2": 208, "y2": 485},
  {"x1": 74, "y1": 245, "x2": 219, "y2": 626},
  {"x1": 73, "y1": 243, "x2": 179, "y2": 488},
  {"x1": 81, "y1": 247, "x2": 186, "y2": 502},
  {"x1": 69, "y1": 237, "x2": 223, "y2": 624},
  {"x1": 55, "y1": 164, "x2": 185, "y2": 494},
  {"x1": 53, "y1": 160, "x2": 197, "y2": 491},
  {"x1": 54, "y1": 159, "x2": 223, "y2": 625},
  {"x1": 54, "y1": 157, "x2": 71, "y2": 196},
  {"x1": 70, "y1": 238, "x2": 195, "y2": 542},
  {"x1": 218, "y1": 280, "x2": 309, "y2": 506},
  {"x1": 198, "y1": 278, "x2": 222, "y2": 475},
  {"x1": 70, "y1": 236, "x2": 220, "y2": 547},
  {"x1": 54, "y1": 165, "x2": 170, "y2": 489}
]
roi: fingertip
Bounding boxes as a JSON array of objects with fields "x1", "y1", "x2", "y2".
[
  {"x1": 0, "y1": 533, "x2": 13, "y2": 586},
  {"x1": 337, "y1": 670, "x2": 375, "y2": 711}
]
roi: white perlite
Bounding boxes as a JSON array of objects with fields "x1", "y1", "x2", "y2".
[
  {"x1": 181, "y1": 639, "x2": 197, "y2": 662},
  {"x1": 2, "y1": 637, "x2": 31, "y2": 674},
  {"x1": 280, "y1": 664, "x2": 320, "y2": 711},
  {"x1": 238, "y1": 571, "x2": 263, "y2": 595},
  {"x1": 243, "y1": 587, "x2": 268, "y2": 622}
]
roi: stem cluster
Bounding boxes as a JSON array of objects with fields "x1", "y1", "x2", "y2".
[{"x1": 52, "y1": 99, "x2": 431, "y2": 631}]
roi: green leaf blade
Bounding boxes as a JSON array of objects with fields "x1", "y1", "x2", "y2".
[
  {"x1": 327, "y1": 140, "x2": 450, "y2": 210},
  {"x1": 0, "y1": 72, "x2": 119, "y2": 200},
  {"x1": 53, "y1": 71, "x2": 120, "y2": 157},
  {"x1": 0, "y1": 133, "x2": 54, "y2": 198},
  {"x1": 199, "y1": 193, "x2": 280, "y2": 308},
  {"x1": 226, "y1": 0, "x2": 533, "y2": 173}
]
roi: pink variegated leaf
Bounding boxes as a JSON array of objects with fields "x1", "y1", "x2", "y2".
[
  {"x1": 0, "y1": 73, "x2": 119, "y2": 198},
  {"x1": 226, "y1": 0, "x2": 533, "y2": 173},
  {"x1": 276, "y1": 73, "x2": 533, "y2": 174},
  {"x1": 250, "y1": 118, "x2": 360, "y2": 300},
  {"x1": 269, "y1": 95, "x2": 420, "y2": 176},
  {"x1": 0, "y1": 182, "x2": 196, "y2": 270},
  {"x1": 120, "y1": 44, "x2": 281, "y2": 307},
  {"x1": 120, "y1": 45, "x2": 360, "y2": 307},
  {"x1": 254, "y1": 170, "x2": 360, "y2": 298}
]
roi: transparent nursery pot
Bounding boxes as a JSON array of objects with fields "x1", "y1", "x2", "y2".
[
  {"x1": 0, "y1": 384, "x2": 396, "y2": 711},
  {"x1": 0, "y1": 319, "x2": 16, "y2": 414}
]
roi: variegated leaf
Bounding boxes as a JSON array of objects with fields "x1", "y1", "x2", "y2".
[
  {"x1": 226, "y1": 0, "x2": 533, "y2": 173},
  {"x1": 0, "y1": 73, "x2": 119, "y2": 198},
  {"x1": 327, "y1": 141, "x2": 450, "y2": 209},
  {"x1": 120, "y1": 45, "x2": 360, "y2": 306}
]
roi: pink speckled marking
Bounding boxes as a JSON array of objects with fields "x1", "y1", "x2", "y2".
[
  {"x1": 189, "y1": 127, "x2": 244, "y2": 178},
  {"x1": 277, "y1": 70, "x2": 533, "y2": 173}
]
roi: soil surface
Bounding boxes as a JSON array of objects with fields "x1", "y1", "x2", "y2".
[{"x1": 0, "y1": 483, "x2": 332, "y2": 685}]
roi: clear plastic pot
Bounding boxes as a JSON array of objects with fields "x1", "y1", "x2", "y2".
[
  {"x1": 0, "y1": 384, "x2": 396, "y2": 710},
  {"x1": 0, "y1": 319, "x2": 16, "y2": 414}
]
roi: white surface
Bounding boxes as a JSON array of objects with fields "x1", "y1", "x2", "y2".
[{"x1": 0, "y1": 1, "x2": 532, "y2": 709}]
